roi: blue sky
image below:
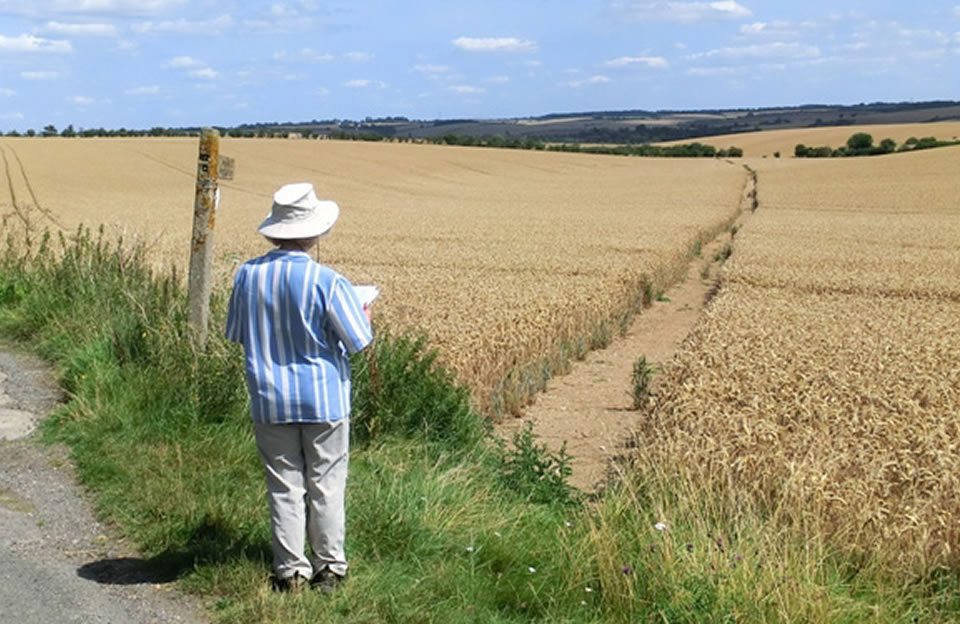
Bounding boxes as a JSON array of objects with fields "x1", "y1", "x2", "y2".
[{"x1": 1, "y1": 1, "x2": 958, "y2": 131}]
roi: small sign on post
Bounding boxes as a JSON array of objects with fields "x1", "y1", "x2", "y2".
[
  {"x1": 218, "y1": 154, "x2": 235, "y2": 181},
  {"x1": 187, "y1": 127, "x2": 222, "y2": 347}
]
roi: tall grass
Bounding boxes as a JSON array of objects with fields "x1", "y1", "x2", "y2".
[{"x1": 1, "y1": 226, "x2": 956, "y2": 622}]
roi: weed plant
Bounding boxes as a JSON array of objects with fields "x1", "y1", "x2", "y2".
[
  {"x1": 713, "y1": 244, "x2": 733, "y2": 264},
  {"x1": 1, "y1": 226, "x2": 956, "y2": 622},
  {"x1": 630, "y1": 356, "x2": 656, "y2": 410}
]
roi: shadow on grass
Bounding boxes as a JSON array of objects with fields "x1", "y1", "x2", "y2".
[{"x1": 77, "y1": 514, "x2": 271, "y2": 586}]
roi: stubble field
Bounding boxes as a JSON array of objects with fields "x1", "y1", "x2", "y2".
[{"x1": 1, "y1": 137, "x2": 746, "y2": 413}]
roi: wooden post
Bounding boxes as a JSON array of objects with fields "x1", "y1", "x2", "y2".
[{"x1": 187, "y1": 128, "x2": 220, "y2": 347}]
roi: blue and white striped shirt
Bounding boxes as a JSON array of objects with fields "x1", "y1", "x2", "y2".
[{"x1": 225, "y1": 250, "x2": 373, "y2": 424}]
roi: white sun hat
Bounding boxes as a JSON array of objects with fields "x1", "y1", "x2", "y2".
[{"x1": 258, "y1": 182, "x2": 340, "y2": 240}]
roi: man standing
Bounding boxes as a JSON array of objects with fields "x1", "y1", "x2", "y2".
[{"x1": 226, "y1": 182, "x2": 373, "y2": 593}]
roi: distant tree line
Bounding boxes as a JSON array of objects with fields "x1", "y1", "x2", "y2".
[
  {"x1": 794, "y1": 132, "x2": 960, "y2": 158},
  {"x1": 549, "y1": 142, "x2": 743, "y2": 158},
  {"x1": 326, "y1": 130, "x2": 743, "y2": 158},
  {"x1": 2, "y1": 123, "x2": 744, "y2": 158},
  {"x1": 3, "y1": 124, "x2": 202, "y2": 138},
  {"x1": 1, "y1": 125, "x2": 302, "y2": 138}
]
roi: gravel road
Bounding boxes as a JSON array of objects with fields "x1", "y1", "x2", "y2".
[{"x1": 0, "y1": 347, "x2": 209, "y2": 624}]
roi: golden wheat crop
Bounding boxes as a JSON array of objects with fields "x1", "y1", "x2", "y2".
[
  {"x1": 658, "y1": 121, "x2": 960, "y2": 157},
  {"x1": 633, "y1": 145, "x2": 960, "y2": 575},
  {"x1": 0, "y1": 137, "x2": 747, "y2": 413}
]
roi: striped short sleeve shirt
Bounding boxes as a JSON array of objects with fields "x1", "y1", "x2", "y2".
[{"x1": 225, "y1": 249, "x2": 373, "y2": 424}]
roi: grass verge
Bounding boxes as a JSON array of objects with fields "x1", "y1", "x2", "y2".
[{"x1": 1, "y1": 226, "x2": 957, "y2": 623}]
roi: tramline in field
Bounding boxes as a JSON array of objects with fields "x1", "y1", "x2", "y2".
[{"x1": 632, "y1": 144, "x2": 960, "y2": 575}]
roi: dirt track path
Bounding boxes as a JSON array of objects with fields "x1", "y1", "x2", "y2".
[{"x1": 497, "y1": 172, "x2": 756, "y2": 492}]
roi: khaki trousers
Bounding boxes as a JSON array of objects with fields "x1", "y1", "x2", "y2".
[{"x1": 253, "y1": 420, "x2": 349, "y2": 580}]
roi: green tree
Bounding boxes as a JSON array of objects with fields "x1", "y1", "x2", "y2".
[
  {"x1": 42, "y1": 124, "x2": 58, "y2": 137},
  {"x1": 879, "y1": 138, "x2": 897, "y2": 153},
  {"x1": 846, "y1": 132, "x2": 873, "y2": 151},
  {"x1": 794, "y1": 144, "x2": 808, "y2": 157},
  {"x1": 60, "y1": 124, "x2": 76, "y2": 138}
]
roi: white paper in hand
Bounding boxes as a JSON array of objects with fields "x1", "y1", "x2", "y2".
[{"x1": 354, "y1": 285, "x2": 380, "y2": 308}]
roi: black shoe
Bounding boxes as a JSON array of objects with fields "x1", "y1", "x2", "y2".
[
  {"x1": 270, "y1": 573, "x2": 308, "y2": 593},
  {"x1": 310, "y1": 568, "x2": 346, "y2": 594}
]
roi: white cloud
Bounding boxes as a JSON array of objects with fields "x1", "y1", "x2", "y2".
[
  {"x1": 0, "y1": 88, "x2": 14, "y2": 96},
  {"x1": 452, "y1": 37, "x2": 537, "y2": 52},
  {"x1": 909, "y1": 48, "x2": 946, "y2": 61},
  {"x1": 272, "y1": 48, "x2": 333, "y2": 63},
  {"x1": 39, "y1": 21, "x2": 118, "y2": 36},
  {"x1": 0, "y1": 112, "x2": 24, "y2": 120},
  {"x1": 611, "y1": 1, "x2": 752, "y2": 23},
  {"x1": 133, "y1": 14, "x2": 233, "y2": 35},
  {"x1": 738, "y1": 20, "x2": 802, "y2": 37},
  {"x1": 707, "y1": 1, "x2": 751, "y2": 16},
  {"x1": 344, "y1": 51, "x2": 373, "y2": 62},
  {"x1": 241, "y1": 14, "x2": 315, "y2": 34},
  {"x1": 0, "y1": 34, "x2": 72, "y2": 53},
  {"x1": 687, "y1": 66, "x2": 736, "y2": 76},
  {"x1": 125, "y1": 85, "x2": 160, "y2": 95},
  {"x1": 166, "y1": 55, "x2": 199, "y2": 68},
  {"x1": 343, "y1": 79, "x2": 388, "y2": 89},
  {"x1": 188, "y1": 68, "x2": 218, "y2": 79},
  {"x1": 313, "y1": 87, "x2": 330, "y2": 97},
  {"x1": 448, "y1": 85, "x2": 485, "y2": 94},
  {"x1": 692, "y1": 42, "x2": 820, "y2": 59},
  {"x1": 955, "y1": 5, "x2": 960, "y2": 17},
  {"x1": 837, "y1": 41, "x2": 869, "y2": 51},
  {"x1": 413, "y1": 64, "x2": 450, "y2": 75},
  {"x1": 523, "y1": 60, "x2": 543, "y2": 67},
  {"x1": 486, "y1": 75, "x2": 510, "y2": 83},
  {"x1": 0, "y1": 0, "x2": 187, "y2": 17},
  {"x1": 564, "y1": 74, "x2": 611, "y2": 88},
  {"x1": 898, "y1": 29, "x2": 950, "y2": 44},
  {"x1": 69, "y1": 95, "x2": 96, "y2": 105},
  {"x1": 20, "y1": 70, "x2": 59, "y2": 80},
  {"x1": 270, "y1": 3, "x2": 299, "y2": 18},
  {"x1": 604, "y1": 55, "x2": 669, "y2": 68},
  {"x1": 300, "y1": 48, "x2": 334, "y2": 62}
]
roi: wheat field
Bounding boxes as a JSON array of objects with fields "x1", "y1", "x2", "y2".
[
  {"x1": 4, "y1": 132, "x2": 960, "y2": 577},
  {"x1": 659, "y1": 121, "x2": 960, "y2": 157},
  {"x1": 632, "y1": 145, "x2": 960, "y2": 575},
  {"x1": 0, "y1": 137, "x2": 747, "y2": 412}
]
